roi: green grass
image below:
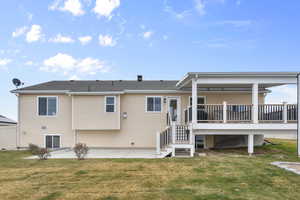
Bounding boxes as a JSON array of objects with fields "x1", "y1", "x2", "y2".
[{"x1": 0, "y1": 139, "x2": 299, "y2": 200}]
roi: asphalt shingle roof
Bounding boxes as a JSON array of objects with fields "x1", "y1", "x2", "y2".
[{"x1": 13, "y1": 80, "x2": 180, "y2": 92}]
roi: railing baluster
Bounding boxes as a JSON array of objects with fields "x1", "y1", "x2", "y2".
[{"x1": 185, "y1": 103, "x2": 296, "y2": 124}]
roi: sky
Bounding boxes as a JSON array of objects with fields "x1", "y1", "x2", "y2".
[{"x1": 0, "y1": 0, "x2": 299, "y2": 120}]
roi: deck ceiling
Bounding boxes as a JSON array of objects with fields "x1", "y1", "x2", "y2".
[{"x1": 177, "y1": 72, "x2": 299, "y2": 89}]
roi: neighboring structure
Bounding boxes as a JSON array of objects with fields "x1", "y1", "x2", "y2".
[
  {"x1": 0, "y1": 115, "x2": 17, "y2": 126},
  {"x1": 11, "y1": 72, "x2": 300, "y2": 157},
  {"x1": 0, "y1": 115, "x2": 17, "y2": 150}
]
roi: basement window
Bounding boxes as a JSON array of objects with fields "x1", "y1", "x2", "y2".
[
  {"x1": 105, "y1": 96, "x2": 116, "y2": 112},
  {"x1": 45, "y1": 135, "x2": 60, "y2": 148}
]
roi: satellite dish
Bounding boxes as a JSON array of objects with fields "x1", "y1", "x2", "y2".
[{"x1": 12, "y1": 78, "x2": 22, "y2": 88}]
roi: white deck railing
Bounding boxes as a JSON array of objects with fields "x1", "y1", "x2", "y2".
[{"x1": 184, "y1": 103, "x2": 298, "y2": 124}]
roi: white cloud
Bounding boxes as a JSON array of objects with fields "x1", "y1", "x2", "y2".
[
  {"x1": 163, "y1": 0, "x2": 192, "y2": 20},
  {"x1": 266, "y1": 85, "x2": 297, "y2": 104},
  {"x1": 27, "y1": 13, "x2": 33, "y2": 21},
  {"x1": 42, "y1": 53, "x2": 77, "y2": 73},
  {"x1": 140, "y1": 24, "x2": 146, "y2": 30},
  {"x1": 50, "y1": 0, "x2": 85, "y2": 16},
  {"x1": 77, "y1": 57, "x2": 108, "y2": 74},
  {"x1": 49, "y1": 34, "x2": 74, "y2": 43},
  {"x1": 78, "y1": 35, "x2": 92, "y2": 45},
  {"x1": 163, "y1": 35, "x2": 168, "y2": 40},
  {"x1": 0, "y1": 58, "x2": 12, "y2": 69},
  {"x1": 194, "y1": 0, "x2": 206, "y2": 16},
  {"x1": 93, "y1": 0, "x2": 120, "y2": 19},
  {"x1": 0, "y1": 49, "x2": 21, "y2": 54},
  {"x1": 41, "y1": 53, "x2": 109, "y2": 75},
  {"x1": 143, "y1": 31, "x2": 153, "y2": 39},
  {"x1": 12, "y1": 26, "x2": 28, "y2": 38},
  {"x1": 69, "y1": 74, "x2": 80, "y2": 80},
  {"x1": 99, "y1": 34, "x2": 116, "y2": 47},
  {"x1": 26, "y1": 25, "x2": 43, "y2": 43},
  {"x1": 217, "y1": 20, "x2": 252, "y2": 28},
  {"x1": 25, "y1": 61, "x2": 35, "y2": 66},
  {"x1": 165, "y1": 0, "x2": 224, "y2": 19}
]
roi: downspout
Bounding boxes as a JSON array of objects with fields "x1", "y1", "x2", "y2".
[
  {"x1": 297, "y1": 73, "x2": 300, "y2": 157},
  {"x1": 15, "y1": 93, "x2": 20, "y2": 149}
]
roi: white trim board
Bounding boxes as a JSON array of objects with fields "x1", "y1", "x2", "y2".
[{"x1": 192, "y1": 123, "x2": 297, "y2": 130}]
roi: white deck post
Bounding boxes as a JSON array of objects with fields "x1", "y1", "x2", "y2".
[
  {"x1": 283, "y1": 102, "x2": 288, "y2": 124},
  {"x1": 223, "y1": 101, "x2": 227, "y2": 123},
  {"x1": 189, "y1": 127, "x2": 193, "y2": 144},
  {"x1": 252, "y1": 83, "x2": 259, "y2": 124},
  {"x1": 192, "y1": 78, "x2": 198, "y2": 124},
  {"x1": 172, "y1": 123, "x2": 176, "y2": 144},
  {"x1": 297, "y1": 73, "x2": 300, "y2": 157},
  {"x1": 189, "y1": 128, "x2": 194, "y2": 157},
  {"x1": 248, "y1": 134, "x2": 254, "y2": 155},
  {"x1": 156, "y1": 131, "x2": 160, "y2": 155}
]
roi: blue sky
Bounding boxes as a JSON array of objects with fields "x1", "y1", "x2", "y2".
[{"x1": 0, "y1": 0, "x2": 299, "y2": 120}]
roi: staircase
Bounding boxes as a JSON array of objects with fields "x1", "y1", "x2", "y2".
[{"x1": 157, "y1": 114, "x2": 194, "y2": 157}]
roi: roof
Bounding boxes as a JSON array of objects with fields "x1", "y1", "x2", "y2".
[
  {"x1": 0, "y1": 115, "x2": 17, "y2": 125},
  {"x1": 12, "y1": 80, "x2": 179, "y2": 93},
  {"x1": 12, "y1": 72, "x2": 298, "y2": 94}
]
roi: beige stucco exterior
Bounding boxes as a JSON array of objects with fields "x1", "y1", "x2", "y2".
[
  {"x1": 0, "y1": 125, "x2": 17, "y2": 150},
  {"x1": 18, "y1": 92, "x2": 265, "y2": 148},
  {"x1": 73, "y1": 95, "x2": 120, "y2": 130},
  {"x1": 19, "y1": 94, "x2": 73, "y2": 148}
]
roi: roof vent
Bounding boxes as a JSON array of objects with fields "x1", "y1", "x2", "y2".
[{"x1": 137, "y1": 75, "x2": 143, "y2": 82}]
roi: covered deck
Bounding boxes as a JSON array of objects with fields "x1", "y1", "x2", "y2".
[{"x1": 158, "y1": 72, "x2": 300, "y2": 157}]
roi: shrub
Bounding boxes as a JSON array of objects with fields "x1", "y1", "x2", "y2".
[
  {"x1": 28, "y1": 144, "x2": 50, "y2": 160},
  {"x1": 36, "y1": 148, "x2": 50, "y2": 160},
  {"x1": 28, "y1": 143, "x2": 39, "y2": 155},
  {"x1": 73, "y1": 143, "x2": 89, "y2": 160}
]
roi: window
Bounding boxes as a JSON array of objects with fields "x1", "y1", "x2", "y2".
[
  {"x1": 189, "y1": 96, "x2": 205, "y2": 106},
  {"x1": 189, "y1": 96, "x2": 206, "y2": 110},
  {"x1": 146, "y1": 97, "x2": 162, "y2": 112},
  {"x1": 105, "y1": 96, "x2": 116, "y2": 112},
  {"x1": 45, "y1": 135, "x2": 60, "y2": 148},
  {"x1": 38, "y1": 97, "x2": 57, "y2": 116}
]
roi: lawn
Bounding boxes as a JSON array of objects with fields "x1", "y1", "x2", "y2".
[{"x1": 0, "y1": 139, "x2": 300, "y2": 200}]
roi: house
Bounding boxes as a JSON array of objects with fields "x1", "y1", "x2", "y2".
[
  {"x1": 11, "y1": 72, "x2": 300, "y2": 157},
  {"x1": 0, "y1": 115, "x2": 17, "y2": 150},
  {"x1": 0, "y1": 115, "x2": 17, "y2": 126}
]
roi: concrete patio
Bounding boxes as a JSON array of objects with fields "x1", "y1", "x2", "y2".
[
  {"x1": 271, "y1": 161, "x2": 300, "y2": 175},
  {"x1": 25, "y1": 148, "x2": 170, "y2": 159}
]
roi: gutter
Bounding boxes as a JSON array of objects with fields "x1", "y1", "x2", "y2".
[
  {"x1": 0, "y1": 121, "x2": 17, "y2": 125},
  {"x1": 11, "y1": 90, "x2": 70, "y2": 94},
  {"x1": 11, "y1": 89, "x2": 270, "y2": 95},
  {"x1": 67, "y1": 91, "x2": 125, "y2": 95}
]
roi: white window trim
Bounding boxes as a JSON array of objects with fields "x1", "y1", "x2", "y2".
[
  {"x1": 189, "y1": 96, "x2": 207, "y2": 106},
  {"x1": 105, "y1": 96, "x2": 116, "y2": 113},
  {"x1": 145, "y1": 96, "x2": 163, "y2": 113},
  {"x1": 43, "y1": 134, "x2": 62, "y2": 149},
  {"x1": 37, "y1": 96, "x2": 58, "y2": 117}
]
